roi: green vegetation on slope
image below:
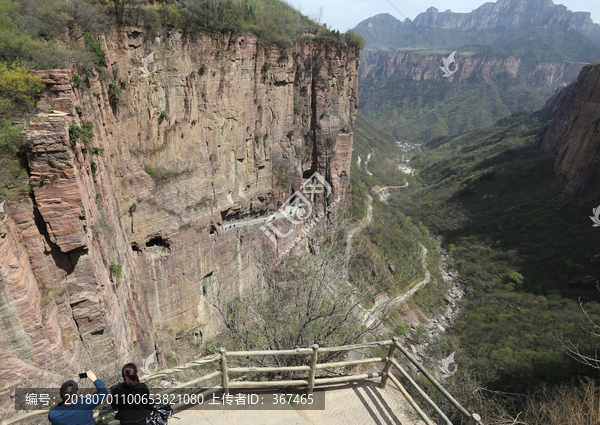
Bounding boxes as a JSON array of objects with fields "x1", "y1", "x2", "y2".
[
  {"x1": 349, "y1": 111, "x2": 600, "y2": 425},
  {"x1": 108, "y1": 0, "x2": 362, "y2": 49},
  {"x1": 349, "y1": 113, "x2": 402, "y2": 220},
  {"x1": 393, "y1": 110, "x2": 600, "y2": 384},
  {"x1": 359, "y1": 74, "x2": 559, "y2": 143},
  {"x1": 351, "y1": 113, "x2": 451, "y2": 319},
  {"x1": 0, "y1": 0, "x2": 97, "y2": 71}
]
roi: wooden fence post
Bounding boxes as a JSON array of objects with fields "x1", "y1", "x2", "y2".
[
  {"x1": 220, "y1": 347, "x2": 229, "y2": 394},
  {"x1": 380, "y1": 337, "x2": 398, "y2": 389},
  {"x1": 307, "y1": 344, "x2": 319, "y2": 394}
]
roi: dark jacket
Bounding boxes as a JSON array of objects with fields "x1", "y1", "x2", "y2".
[
  {"x1": 111, "y1": 382, "x2": 152, "y2": 423},
  {"x1": 48, "y1": 379, "x2": 107, "y2": 425}
]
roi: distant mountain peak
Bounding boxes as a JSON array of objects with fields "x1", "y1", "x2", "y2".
[
  {"x1": 355, "y1": 13, "x2": 401, "y2": 25},
  {"x1": 353, "y1": 0, "x2": 600, "y2": 56}
]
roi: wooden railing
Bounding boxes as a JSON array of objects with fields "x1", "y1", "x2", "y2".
[{"x1": 0, "y1": 338, "x2": 483, "y2": 425}]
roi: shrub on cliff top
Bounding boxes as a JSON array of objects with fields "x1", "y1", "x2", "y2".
[
  {"x1": 108, "y1": 0, "x2": 355, "y2": 50},
  {"x1": 0, "y1": 62, "x2": 44, "y2": 115},
  {"x1": 0, "y1": 0, "x2": 98, "y2": 71},
  {"x1": 344, "y1": 30, "x2": 364, "y2": 50}
]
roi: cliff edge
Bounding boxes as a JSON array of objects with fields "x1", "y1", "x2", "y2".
[{"x1": 537, "y1": 62, "x2": 600, "y2": 208}]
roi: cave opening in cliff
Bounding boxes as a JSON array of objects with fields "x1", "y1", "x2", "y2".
[
  {"x1": 303, "y1": 170, "x2": 315, "y2": 179},
  {"x1": 202, "y1": 272, "x2": 213, "y2": 296},
  {"x1": 146, "y1": 236, "x2": 170, "y2": 249},
  {"x1": 131, "y1": 243, "x2": 141, "y2": 253},
  {"x1": 221, "y1": 210, "x2": 241, "y2": 222}
]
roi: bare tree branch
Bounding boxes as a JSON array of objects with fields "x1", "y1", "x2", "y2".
[{"x1": 208, "y1": 213, "x2": 422, "y2": 374}]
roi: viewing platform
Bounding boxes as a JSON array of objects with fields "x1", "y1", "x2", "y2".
[{"x1": 2, "y1": 338, "x2": 483, "y2": 425}]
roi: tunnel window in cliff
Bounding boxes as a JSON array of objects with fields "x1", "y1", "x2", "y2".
[
  {"x1": 146, "y1": 236, "x2": 170, "y2": 253},
  {"x1": 221, "y1": 210, "x2": 241, "y2": 223},
  {"x1": 201, "y1": 272, "x2": 214, "y2": 297},
  {"x1": 303, "y1": 170, "x2": 316, "y2": 179}
]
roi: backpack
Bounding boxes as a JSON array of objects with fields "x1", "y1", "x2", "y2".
[{"x1": 146, "y1": 404, "x2": 176, "y2": 425}]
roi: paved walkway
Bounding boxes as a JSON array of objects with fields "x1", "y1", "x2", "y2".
[
  {"x1": 222, "y1": 212, "x2": 285, "y2": 231},
  {"x1": 174, "y1": 380, "x2": 426, "y2": 425}
]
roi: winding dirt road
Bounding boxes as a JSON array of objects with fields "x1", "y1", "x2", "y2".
[
  {"x1": 346, "y1": 194, "x2": 373, "y2": 259},
  {"x1": 344, "y1": 184, "x2": 432, "y2": 327},
  {"x1": 372, "y1": 180, "x2": 409, "y2": 203}
]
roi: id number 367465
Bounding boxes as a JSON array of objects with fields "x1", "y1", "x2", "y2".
[{"x1": 273, "y1": 394, "x2": 313, "y2": 405}]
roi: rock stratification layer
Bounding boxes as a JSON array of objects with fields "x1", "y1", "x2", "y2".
[
  {"x1": 537, "y1": 63, "x2": 600, "y2": 208},
  {"x1": 0, "y1": 29, "x2": 359, "y2": 411},
  {"x1": 359, "y1": 50, "x2": 586, "y2": 86}
]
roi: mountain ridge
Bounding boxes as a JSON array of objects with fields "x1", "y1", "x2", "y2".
[{"x1": 354, "y1": 0, "x2": 600, "y2": 58}]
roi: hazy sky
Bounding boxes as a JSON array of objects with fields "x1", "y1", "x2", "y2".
[{"x1": 290, "y1": 0, "x2": 600, "y2": 32}]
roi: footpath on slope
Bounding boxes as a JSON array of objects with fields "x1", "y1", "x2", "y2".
[
  {"x1": 372, "y1": 180, "x2": 409, "y2": 203},
  {"x1": 345, "y1": 194, "x2": 373, "y2": 261},
  {"x1": 361, "y1": 241, "x2": 431, "y2": 328},
  {"x1": 344, "y1": 182, "x2": 432, "y2": 327}
]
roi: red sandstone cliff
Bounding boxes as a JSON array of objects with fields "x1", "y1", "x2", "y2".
[
  {"x1": 360, "y1": 50, "x2": 585, "y2": 86},
  {"x1": 0, "y1": 28, "x2": 359, "y2": 413},
  {"x1": 536, "y1": 62, "x2": 600, "y2": 208}
]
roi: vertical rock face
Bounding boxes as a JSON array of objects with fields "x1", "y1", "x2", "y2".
[
  {"x1": 0, "y1": 29, "x2": 359, "y2": 412},
  {"x1": 537, "y1": 63, "x2": 600, "y2": 208},
  {"x1": 359, "y1": 50, "x2": 586, "y2": 86}
]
